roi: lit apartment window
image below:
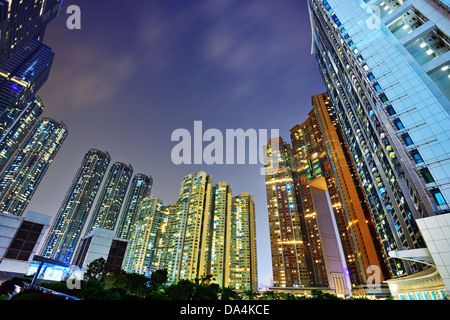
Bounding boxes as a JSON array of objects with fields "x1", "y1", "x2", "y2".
[
  {"x1": 394, "y1": 119, "x2": 405, "y2": 130},
  {"x1": 411, "y1": 150, "x2": 424, "y2": 164},
  {"x1": 380, "y1": 93, "x2": 389, "y2": 103},
  {"x1": 431, "y1": 189, "x2": 447, "y2": 206},
  {"x1": 386, "y1": 105, "x2": 396, "y2": 116},
  {"x1": 402, "y1": 134, "x2": 414, "y2": 146},
  {"x1": 420, "y1": 168, "x2": 435, "y2": 184}
]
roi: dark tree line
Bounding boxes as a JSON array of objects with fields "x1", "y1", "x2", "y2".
[{"x1": 1, "y1": 258, "x2": 369, "y2": 300}]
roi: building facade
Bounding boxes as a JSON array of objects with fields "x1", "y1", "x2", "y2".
[
  {"x1": 72, "y1": 228, "x2": 129, "y2": 274},
  {"x1": 149, "y1": 203, "x2": 176, "y2": 273},
  {"x1": 40, "y1": 149, "x2": 111, "y2": 264},
  {"x1": 179, "y1": 172, "x2": 213, "y2": 282},
  {"x1": 264, "y1": 137, "x2": 311, "y2": 288},
  {"x1": 229, "y1": 193, "x2": 258, "y2": 291},
  {"x1": 115, "y1": 173, "x2": 153, "y2": 240},
  {"x1": 0, "y1": 97, "x2": 44, "y2": 171},
  {"x1": 0, "y1": 210, "x2": 51, "y2": 277},
  {"x1": 0, "y1": 39, "x2": 54, "y2": 134},
  {"x1": 0, "y1": 0, "x2": 63, "y2": 64},
  {"x1": 208, "y1": 182, "x2": 232, "y2": 287},
  {"x1": 308, "y1": 0, "x2": 450, "y2": 278},
  {"x1": 0, "y1": 118, "x2": 67, "y2": 216},
  {"x1": 121, "y1": 171, "x2": 258, "y2": 290},
  {"x1": 311, "y1": 93, "x2": 391, "y2": 283},
  {"x1": 85, "y1": 162, "x2": 133, "y2": 235},
  {"x1": 123, "y1": 195, "x2": 163, "y2": 276}
]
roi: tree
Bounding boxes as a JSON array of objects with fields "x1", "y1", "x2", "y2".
[
  {"x1": 260, "y1": 290, "x2": 280, "y2": 300},
  {"x1": 165, "y1": 279, "x2": 196, "y2": 300},
  {"x1": 242, "y1": 289, "x2": 259, "y2": 300},
  {"x1": 279, "y1": 292, "x2": 297, "y2": 300},
  {"x1": 148, "y1": 269, "x2": 168, "y2": 292},
  {"x1": 84, "y1": 258, "x2": 109, "y2": 284},
  {"x1": 308, "y1": 289, "x2": 340, "y2": 300},
  {"x1": 107, "y1": 269, "x2": 150, "y2": 298},
  {"x1": 220, "y1": 286, "x2": 241, "y2": 300}
]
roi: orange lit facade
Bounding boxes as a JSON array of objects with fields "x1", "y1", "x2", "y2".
[
  {"x1": 311, "y1": 93, "x2": 390, "y2": 283},
  {"x1": 265, "y1": 93, "x2": 390, "y2": 290},
  {"x1": 264, "y1": 138, "x2": 311, "y2": 288}
]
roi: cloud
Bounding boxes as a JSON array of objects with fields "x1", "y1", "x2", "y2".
[
  {"x1": 199, "y1": 0, "x2": 307, "y2": 98},
  {"x1": 40, "y1": 39, "x2": 137, "y2": 111}
]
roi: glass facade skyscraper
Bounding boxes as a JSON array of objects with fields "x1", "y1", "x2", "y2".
[
  {"x1": 40, "y1": 149, "x2": 111, "y2": 264},
  {"x1": 0, "y1": 0, "x2": 63, "y2": 64},
  {"x1": 0, "y1": 1, "x2": 64, "y2": 222},
  {"x1": 308, "y1": 0, "x2": 450, "y2": 277},
  {"x1": 85, "y1": 162, "x2": 133, "y2": 235},
  {"x1": 0, "y1": 38, "x2": 55, "y2": 135},
  {"x1": 0, "y1": 117, "x2": 67, "y2": 216}
]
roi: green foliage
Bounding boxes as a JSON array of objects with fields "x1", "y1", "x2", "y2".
[
  {"x1": 29, "y1": 262, "x2": 371, "y2": 301},
  {"x1": 220, "y1": 286, "x2": 242, "y2": 300},
  {"x1": 106, "y1": 269, "x2": 150, "y2": 298},
  {"x1": 83, "y1": 257, "x2": 109, "y2": 284},
  {"x1": 308, "y1": 289, "x2": 341, "y2": 300},
  {"x1": 242, "y1": 289, "x2": 260, "y2": 300}
]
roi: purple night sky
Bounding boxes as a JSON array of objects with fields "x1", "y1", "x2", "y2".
[{"x1": 28, "y1": 0, "x2": 326, "y2": 286}]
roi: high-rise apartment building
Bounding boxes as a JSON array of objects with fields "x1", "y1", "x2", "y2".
[
  {"x1": 149, "y1": 203, "x2": 176, "y2": 273},
  {"x1": 0, "y1": 117, "x2": 67, "y2": 216},
  {"x1": 264, "y1": 137, "x2": 310, "y2": 288},
  {"x1": 311, "y1": 93, "x2": 390, "y2": 283},
  {"x1": 289, "y1": 93, "x2": 391, "y2": 288},
  {"x1": 264, "y1": 94, "x2": 393, "y2": 292},
  {"x1": 208, "y1": 182, "x2": 232, "y2": 286},
  {"x1": 115, "y1": 173, "x2": 153, "y2": 240},
  {"x1": 0, "y1": 97, "x2": 43, "y2": 171},
  {"x1": 308, "y1": 0, "x2": 449, "y2": 277},
  {"x1": 121, "y1": 171, "x2": 258, "y2": 290},
  {"x1": 40, "y1": 149, "x2": 111, "y2": 264},
  {"x1": 179, "y1": 172, "x2": 213, "y2": 282},
  {"x1": 123, "y1": 195, "x2": 162, "y2": 276},
  {"x1": 229, "y1": 193, "x2": 258, "y2": 291},
  {"x1": 166, "y1": 173, "x2": 195, "y2": 282},
  {"x1": 85, "y1": 162, "x2": 133, "y2": 235}
]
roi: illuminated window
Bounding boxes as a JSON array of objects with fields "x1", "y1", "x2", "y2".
[
  {"x1": 431, "y1": 189, "x2": 446, "y2": 206},
  {"x1": 420, "y1": 168, "x2": 435, "y2": 184},
  {"x1": 393, "y1": 119, "x2": 405, "y2": 130},
  {"x1": 411, "y1": 150, "x2": 423, "y2": 164},
  {"x1": 402, "y1": 134, "x2": 413, "y2": 146},
  {"x1": 386, "y1": 105, "x2": 396, "y2": 116}
]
